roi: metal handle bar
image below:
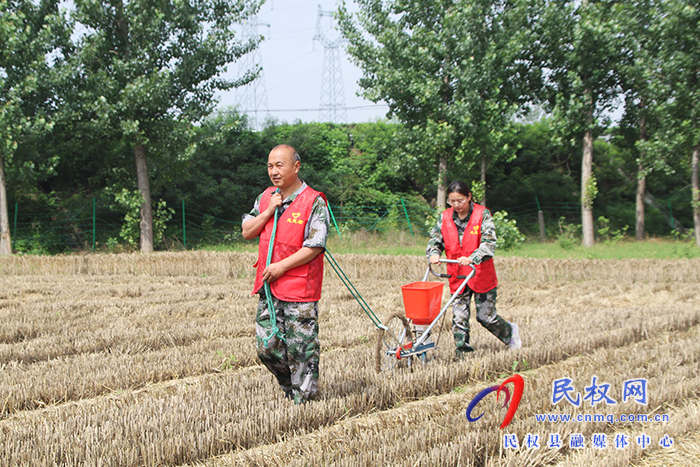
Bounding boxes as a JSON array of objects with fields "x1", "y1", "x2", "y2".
[{"x1": 426, "y1": 259, "x2": 475, "y2": 279}]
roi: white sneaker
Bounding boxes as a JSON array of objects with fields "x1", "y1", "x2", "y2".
[{"x1": 508, "y1": 322, "x2": 522, "y2": 350}]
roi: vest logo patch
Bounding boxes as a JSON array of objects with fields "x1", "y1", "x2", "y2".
[
  {"x1": 287, "y1": 212, "x2": 304, "y2": 225},
  {"x1": 470, "y1": 225, "x2": 480, "y2": 235}
]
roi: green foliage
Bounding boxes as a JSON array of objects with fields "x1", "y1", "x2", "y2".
[
  {"x1": 59, "y1": 0, "x2": 263, "y2": 250},
  {"x1": 671, "y1": 228, "x2": 697, "y2": 258},
  {"x1": 424, "y1": 207, "x2": 444, "y2": 235},
  {"x1": 199, "y1": 215, "x2": 218, "y2": 245},
  {"x1": 338, "y1": 0, "x2": 535, "y2": 205},
  {"x1": 112, "y1": 190, "x2": 144, "y2": 247},
  {"x1": 163, "y1": 110, "x2": 263, "y2": 222},
  {"x1": 583, "y1": 175, "x2": 598, "y2": 210},
  {"x1": 13, "y1": 230, "x2": 56, "y2": 255},
  {"x1": 325, "y1": 121, "x2": 406, "y2": 207},
  {"x1": 1, "y1": 0, "x2": 71, "y2": 254},
  {"x1": 487, "y1": 119, "x2": 580, "y2": 234},
  {"x1": 153, "y1": 200, "x2": 175, "y2": 246},
  {"x1": 111, "y1": 189, "x2": 174, "y2": 248},
  {"x1": 596, "y1": 216, "x2": 628, "y2": 245},
  {"x1": 105, "y1": 237, "x2": 120, "y2": 252},
  {"x1": 262, "y1": 121, "x2": 349, "y2": 197},
  {"x1": 539, "y1": 1, "x2": 628, "y2": 122},
  {"x1": 471, "y1": 181, "x2": 486, "y2": 205},
  {"x1": 217, "y1": 351, "x2": 239, "y2": 371},
  {"x1": 492, "y1": 211, "x2": 525, "y2": 251},
  {"x1": 3, "y1": 112, "x2": 696, "y2": 254},
  {"x1": 557, "y1": 217, "x2": 580, "y2": 250}
]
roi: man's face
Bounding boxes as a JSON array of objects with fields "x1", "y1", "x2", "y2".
[{"x1": 267, "y1": 148, "x2": 299, "y2": 190}]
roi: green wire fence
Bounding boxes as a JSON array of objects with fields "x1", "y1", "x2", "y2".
[{"x1": 9, "y1": 196, "x2": 659, "y2": 254}]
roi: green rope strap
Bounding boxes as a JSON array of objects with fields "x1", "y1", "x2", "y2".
[
  {"x1": 262, "y1": 193, "x2": 286, "y2": 347},
  {"x1": 324, "y1": 249, "x2": 385, "y2": 330}
]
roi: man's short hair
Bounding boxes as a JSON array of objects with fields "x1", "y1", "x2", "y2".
[{"x1": 293, "y1": 152, "x2": 301, "y2": 163}]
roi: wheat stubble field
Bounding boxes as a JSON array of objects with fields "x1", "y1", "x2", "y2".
[{"x1": 0, "y1": 252, "x2": 699, "y2": 466}]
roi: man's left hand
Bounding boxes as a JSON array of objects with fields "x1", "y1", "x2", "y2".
[{"x1": 263, "y1": 262, "x2": 286, "y2": 283}]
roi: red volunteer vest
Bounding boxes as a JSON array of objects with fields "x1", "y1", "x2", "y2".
[
  {"x1": 441, "y1": 204, "x2": 498, "y2": 294},
  {"x1": 252, "y1": 186, "x2": 326, "y2": 302}
]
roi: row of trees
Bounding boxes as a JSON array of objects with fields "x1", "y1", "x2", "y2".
[
  {"x1": 2, "y1": 0, "x2": 699, "y2": 254},
  {"x1": 338, "y1": 0, "x2": 700, "y2": 247},
  {"x1": 5, "y1": 111, "x2": 694, "y2": 252},
  {"x1": 1, "y1": 0, "x2": 263, "y2": 254},
  {"x1": 182, "y1": 114, "x2": 695, "y2": 241}
]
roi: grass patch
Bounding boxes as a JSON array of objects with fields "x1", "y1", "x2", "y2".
[
  {"x1": 501, "y1": 237, "x2": 700, "y2": 260},
  {"x1": 197, "y1": 230, "x2": 429, "y2": 255},
  {"x1": 326, "y1": 230, "x2": 428, "y2": 255},
  {"x1": 198, "y1": 240, "x2": 257, "y2": 253},
  {"x1": 202, "y1": 230, "x2": 699, "y2": 259}
]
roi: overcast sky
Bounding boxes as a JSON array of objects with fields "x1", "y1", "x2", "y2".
[{"x1": 214, "y1": 1, "x2": 390, "y2": 126}]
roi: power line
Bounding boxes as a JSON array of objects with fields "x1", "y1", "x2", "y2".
[
  {"x1": 266, "y1": 63, "x2": 322, "y2": 92},
  {"x1": 219, "y1": 104, "x2": 389, "y2": 113},
  {"x1": 264, "y1": 49, "x2": 316, "y2": 78}
]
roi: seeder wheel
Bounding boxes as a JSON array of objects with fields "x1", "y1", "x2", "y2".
[{"x1": 375, "y1": 313, "x2": 414, "y2": 373}]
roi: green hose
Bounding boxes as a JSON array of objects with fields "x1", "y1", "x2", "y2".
[
  {"x1": 325, "y1": 249, "x2": 385, "y2": 330},
  {"x1": 262, "y1": 191, "x2": 286, "y2": 347}
]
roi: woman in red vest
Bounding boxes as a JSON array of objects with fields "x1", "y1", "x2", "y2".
[{"x1": 427, "y1": 180, "x2": 521, "y2": 356}]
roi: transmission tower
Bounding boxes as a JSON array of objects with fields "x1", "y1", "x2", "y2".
[
  {"x1": 313, "y1": 5, "x2": 347, "y2": 124},
  {"x1": 236, "y1": 16, "x2": 270, "y2": 130}
]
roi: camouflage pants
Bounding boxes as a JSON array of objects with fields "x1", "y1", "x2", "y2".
[
  {"x1": 452, "y1": 286, "x2": 512, "y2": 353},
  {"x1": 255, "y1": 294, "x2": 320, "y2": 404}
]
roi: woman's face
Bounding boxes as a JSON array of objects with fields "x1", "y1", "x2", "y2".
[{"x1": 447, "y1": 192, "x2": 472, "y2": 215}]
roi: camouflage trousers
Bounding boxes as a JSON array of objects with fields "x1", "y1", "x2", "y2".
[
  {"x1": 255, "y1": 293, "x2": 320, "y2": 404},
  {"x1": 452, "y1": 286, "x2": 512, "y2": 354}
]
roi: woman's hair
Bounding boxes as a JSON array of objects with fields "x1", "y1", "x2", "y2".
[{"x1": 447, "y1": 180, "x2": 471, "y2": 197}]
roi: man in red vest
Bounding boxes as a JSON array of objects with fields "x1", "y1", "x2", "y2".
[
  {"x1": 427, "y1": 180, "x2": 521, "y2": 357},
  {"x1": 242, "y1": 144, "x2": 329, "y2": 404}
]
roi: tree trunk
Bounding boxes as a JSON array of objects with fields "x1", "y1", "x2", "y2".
[
  {"x1": 0, "y1": 155, "x2": 11, "y2": 255},
  {"x1": 636, "y1": 118, "x2": 647, "y2": 241},
  {"x1": 636, "y1": 165, "x2": 646, "y2": 241},
  {"x1": 581, "y1": 129, "x2": 594, "y2": 246},
  {"x1": 480, "y1": 153, "x2": 487, "y2": 206},
  {"x1": 581, "y1": 91, "x2": 595, "y2": 247},
  {"x1": 437, "y1": 155, "x2": 447, "y2": 209},
  {"x1": 692, "y1": 144, "x2": 700, "y2": 247},
  {"x1": 134, "y1": 144, "x2": 154, "y2": 253}
]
